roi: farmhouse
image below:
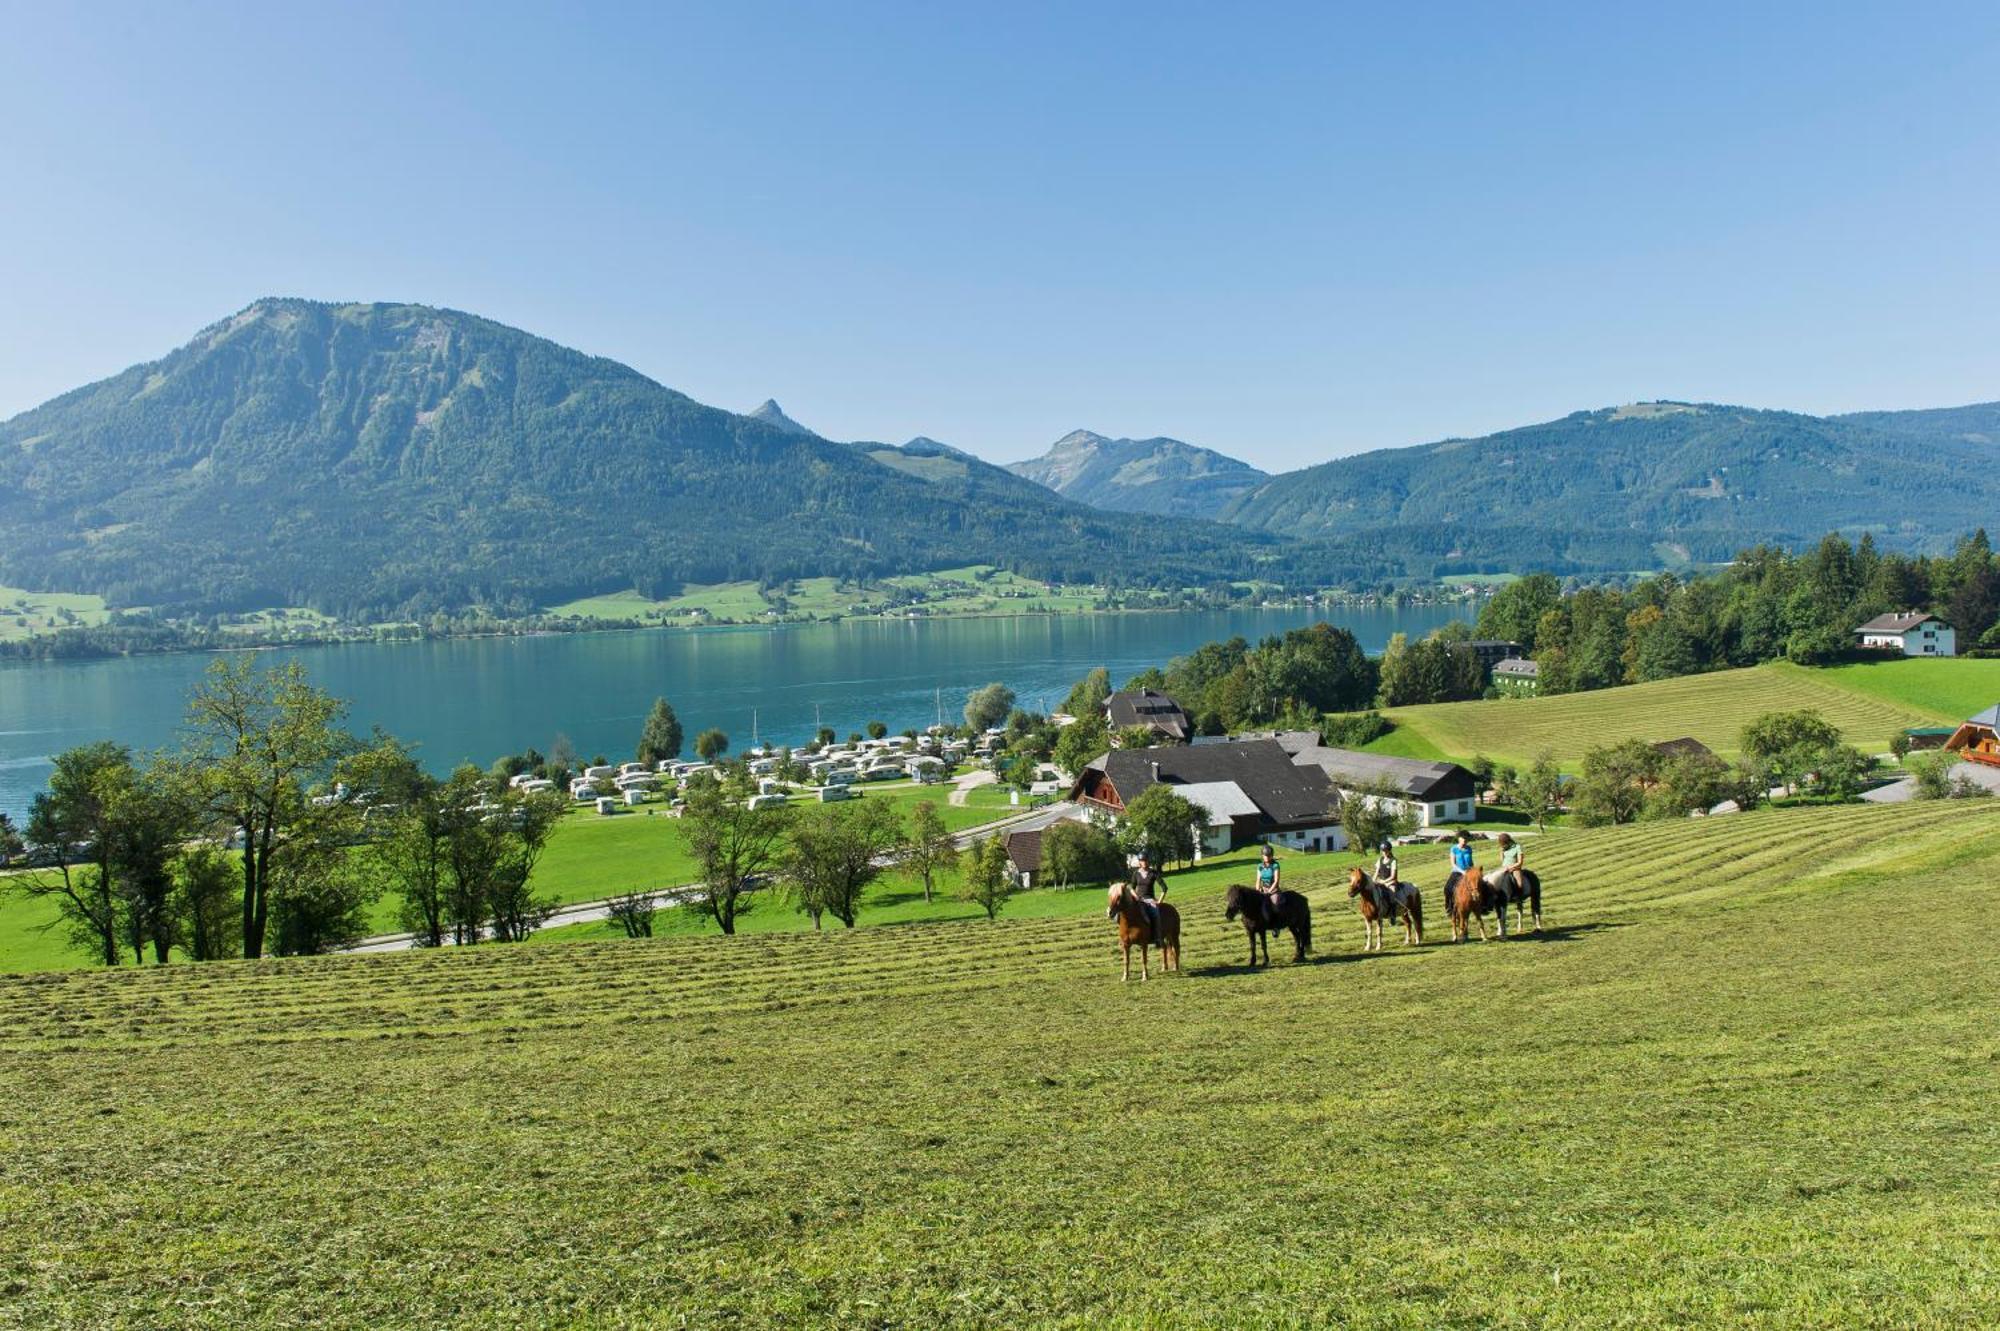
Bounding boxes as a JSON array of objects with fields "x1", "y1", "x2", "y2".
[
  {"x1": 1070, "y1": 740, "x2": 1343, "y2": 853},
  {"x1": 1492, "y1": 657, "x2": 1540, "y2": 694},
  {"x1": 1103, "y1": 688, "x2": 1193, "y2": 744},
  {"x1": 999, "y1": 828, "x2": 1042, "y2": 887},
  {"x1": 1944, "y1": 704, "x2": 2000, "y2": 767},
  {"x1": 1283, "y1": 743, "x2": 1479, "y2": 827},
  {"x1": 1466, "y1": 639, "x2": 1525, "y2": 674},
  {"x1": 1855, "y1": 611, "x2": 1956, "y2": 657},
  {"x1": 1651, "y1": 737, "x2": 1715, "y2": 762}
]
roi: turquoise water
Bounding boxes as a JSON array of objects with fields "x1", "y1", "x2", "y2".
[{"x1": 0, "y1": 605, "x2": 1469, "y2": 820}]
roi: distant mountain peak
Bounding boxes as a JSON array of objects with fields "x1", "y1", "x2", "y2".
[
  {"x1": 1007, "y1": 430, "x2": 1267, "y2": 520},
  {"x1": 748, "y1": 399, "x2": 813, "y2": 436}
]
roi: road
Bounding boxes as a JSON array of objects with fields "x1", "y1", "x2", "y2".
[{"x1": 344, "y1": 799, "x2": 1085, "y2": 953}]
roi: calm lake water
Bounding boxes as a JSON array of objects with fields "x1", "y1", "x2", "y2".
[{"x1": 0, "y1": 605, "x2": 1469, "y2": 820}]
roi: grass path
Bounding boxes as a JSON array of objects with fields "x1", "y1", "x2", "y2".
[{"x1": 2, "y1": 801, "x2": 1997, "y2": 1327}]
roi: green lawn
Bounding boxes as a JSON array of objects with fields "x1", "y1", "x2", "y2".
[
  {"x1": 3, "y1": 800, "x2": 1996, "y2": 1327},
  {"x1": 1383, "y1": 661, "x2": 1944, "y2": 765},
  {"x1": 0, "y1": 583, "x2": 113, "y2": 641},
  {"x1": 1812, "y1": 656, "x2": 2000, "y2": 723}
]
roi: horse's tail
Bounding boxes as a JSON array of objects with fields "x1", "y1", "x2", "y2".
[
  {"x1": 1408, "y1": 887, "x2": 1423, "y2": 933},
  {"x1": 1525, "y1": 869, "x2": 1541, "y2": 916},
  {"x1": 1299, "y1": 899, "x2": 1312, "y2": 954}
]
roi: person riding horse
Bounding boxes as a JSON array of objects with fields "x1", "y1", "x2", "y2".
[
  {"x1": 1131, "y1": 850, "x2": 1168, "y2": 940},
  {"x1": 1370, "y1": 840, "x2": 1400, "y2": 916},
  {"x1": 1444, "y1": 829, "x2": 1475, "y2": 915},
  {"x1": 1254, "y1": 845, "x2": 1283, "y2": 918},
  {"x1": 1491, "y1": 832, "x2": 1525, "y2": 898}
]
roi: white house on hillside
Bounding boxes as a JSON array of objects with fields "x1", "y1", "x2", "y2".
[{"x1": 1856, "y1": 612, "x2": 1956, "y2": 657}]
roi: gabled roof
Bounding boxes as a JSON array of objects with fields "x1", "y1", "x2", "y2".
[
  {"x1": 1856, "y1": 612, "x2": 1946, "y2": 633},
  {"x1": 1967, "y1": 703, "x2": 2000, "y2": 728},
  {"x1": 1084, "y1": 740, "x2": 1338, "y2": 827},
  {"x1": 1104, "y1": 688, "x2": 1192, "y2": 739},
  {"x1": 1652, "y1": 736, "x2": 1715, "y2": 760},
  {"x1": 1173, "y1": 780, "x2": 1264, "y2": 823},
  {"x1": 1000, "y1": 828, "x2": 1042, "y2": 872},
  {"x1": 1493, "y1": 656, "x2": 1539, "y2": 676},
  {"x1": 1287, "y1": 746, "x2": 1475, "y2": 801}
]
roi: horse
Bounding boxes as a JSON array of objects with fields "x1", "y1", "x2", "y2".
[
  {"x1": 1106, "y1": 882, "x2": 1180, "y2": 981},
  {"x1": 1489, "y1": 865, "x2": 1542, "y2": 935},
  {"x1": 1223, "y1": 884, "x2": 1312, "y2": 966},
  {"x1": 1450, "y1": 865, "x2": 1534, "y2": 942},
  {"x1": 1346, "y1": 866, "x2": 1423, "y2": 950}
]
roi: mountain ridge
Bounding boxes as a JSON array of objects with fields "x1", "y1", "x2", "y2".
[{"x1": 1007, "y1": 429, "x2": 1268, "y2": 519}]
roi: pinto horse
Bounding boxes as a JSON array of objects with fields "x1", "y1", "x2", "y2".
[
  {"x1": 1223, "y1": 884, "x2": 1312, "y2": 966},
  {"x1": 1490, "y1": 866, "x2": 1543, "y2": 935},
  {"x1": 1106, "y1": 882, "x2": 1180, "y2": 981},
  {"x1": 1346, "y1": 867, "x2": 1423, "y2": 949}
]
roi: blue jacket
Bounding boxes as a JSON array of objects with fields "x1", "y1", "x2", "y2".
[{"x1": 1451, "y1": 844, "x2": 1474, "y2": 872}]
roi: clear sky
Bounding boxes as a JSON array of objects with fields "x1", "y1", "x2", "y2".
[{"x1": 3, "y1": 1, "x2": 1997, "y2": 472}]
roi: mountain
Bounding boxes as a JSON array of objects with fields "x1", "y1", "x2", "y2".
[
  {"x1": 1007, "y1": 430, "x2": 1267, "y2": 519},
  {"x1": 0, "y1": 300, "x2": 1291, "y2": 617},
  {"x1": 1836, "y1": 400, "x2": 2000, "y2": 447},
  {"x1": 747, "y1": 398, "x2": 814, "y2": 437},
  {"x1": 1221, "y1": 401, "x2": 2000, "y2": 567}
]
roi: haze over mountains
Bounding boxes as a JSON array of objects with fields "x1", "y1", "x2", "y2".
[{"x1": 1, "y1": 297, "x2": 1995, "y2": 620}]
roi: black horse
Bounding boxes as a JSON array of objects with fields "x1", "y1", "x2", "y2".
[
  {"x1": 1491, "y1": 867, "x2": 1543, "y2": 936},
  {"x1": 1223, "y1": 885, "x2": 1313, "y2": 965}
]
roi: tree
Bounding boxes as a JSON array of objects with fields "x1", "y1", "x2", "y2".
[
  {"x1": 865, "y1": 720, "x2": 889, "y2": 740},
  {"x1": 606, "y1": 891, "x2": 659, "y2": 938},
  {"x1": 1647, "y1": 749, "x2": 1730, "y2": 819},
  {"x1": 1717, "y1": 759, "x2": 1772, "y2": 815},
  {"x1": 182, "y1": 657, "x2": 358, "y2": 959},
  {"x1": 897, "y1": 801, "x2": 959, "y2": 905},
  {"x1": 964, "y1": 683, "x2": 1016, "y2": 733},
  {"x1": 482, "y1": 791, "x2": 564, "y2": 942},
  {"x1": 960, "y1": 838, "x2": 1017, "y2": 920},
  {"x1": 637, "y1": 698, "x2": 684, "y2": 764},
  {"x1": 1907, "y1": 751, "x2": 1992, "y2": 800},
  {"x1": 0, "y1": 812, "x2": 21, "y2": 864},
  {"x1": 1115, "y1": 725, "x2": 1160, "y2": 751},
  {"x1": 1060, "y1": 667, "x2": 1112, "y2": 719},
  {"x1": 1041, "y1": 818, "x2": 1126, "y2": 888},
  {"x1": 1337, "y1": 777, "x2": 1417, "y2": 854},
  {"x1": 780, "y1": 800, "x2": 903, "y2": 928},
  {"x1": 171, "y1": 845, "x2": 242, "y2": 961},
  {"x1": 1475, "y1": 573, "x2": 1561, "y2": 650},
  {"x1": 103, "y1": 754, "x2": 197, "y2": 964},
  {"x1": 680, "y1": 769, "x2": 787, "y2": 934},
  {"x1": 1052, "y1": 712, "x2": 1110, "y2": 778},
  {"x1": 694, "y1": 729, "x2": 730, "y2": 762},
  {"x1": 1570, "y1": 740, "x2": 1659, "y2": 826},
  {"x1": 1516, "y1": 752, "x2": 1565, "y2": 831},
  {"x1": 1739, "y1": 709, "x2": 1844, "y2": 796},
  {"x1": 1116, "y1": 785, "x2": 1210, "y2": 867},
  {"x1": 19, "y1": 742, "x2": 137, "y2": 965},
  {"x1": 268, "y1": 836, "x2": 376, "y2": 956}
]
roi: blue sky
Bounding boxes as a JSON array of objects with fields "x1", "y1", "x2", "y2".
[{"x1": 3, "y1": 1, "x2": 1997, "y2": 471}]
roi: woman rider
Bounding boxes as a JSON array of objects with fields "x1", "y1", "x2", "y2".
[
  {"x1": 1131, "y1": 850, "x2": 1168, "y2": 937},
  {"x1": 1371, "y1": 840, "x2": 1400, "y2": 912},
  {"x1": 1255, "y1": 844, "x2": 1282, "y2": 916},
  {"x1": 1493, "y1": 832, "x2": 1524, "y2": 896},
  {"x1": 1444, "y1": 829, "x2": 1475, "y2": 915}
]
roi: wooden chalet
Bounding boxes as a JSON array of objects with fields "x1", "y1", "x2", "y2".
[{"x1": 1944, "y1": 704, "x2": 2000, "y2": 767}]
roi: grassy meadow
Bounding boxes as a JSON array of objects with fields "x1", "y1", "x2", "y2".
[
  {"x1": 546, "y1": 565, "x2": 1099, "y2": 627},
  {"x1": 0, "y1": 583, "x2": 113, "y2": 641},
  {"x1": 1375, "y1": 659, "x2": 1970, "y2": 765},
  {"x1": 2, "y1": 799, "x2": 1995, "y2": 1328}
]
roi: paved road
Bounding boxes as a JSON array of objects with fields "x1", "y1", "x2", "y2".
[{"x1": 344, "y1": 800, "x2": 1086, "y2": 953}]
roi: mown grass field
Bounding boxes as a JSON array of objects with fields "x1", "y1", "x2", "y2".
[
  {"x1": 4, "y1": 800, "x2": 1997, "y2": 1328},
  {"x1": 1813, "y1": 656, "x2": 2000, "y2": 722},
  {"x1": 1379, "y1": 661, "x2": 1951, "y2": 765},
  {"x1": 546, "y1": 565, "x2": 1098, "y2": 626},
  {"x1": 0, "y1": 583, "x2": 113, "y2": 642}
]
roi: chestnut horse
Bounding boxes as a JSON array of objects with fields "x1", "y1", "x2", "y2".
[
  {"x1": 1346, "y1": 866, "x2": 1423, "y2": 949},
  {"x1": 1223, "y1": 884, "x2": 1312, "y2": 966},
  {"x1": 1106, "y1": 882, "x2": 1180, "y2": 981}
]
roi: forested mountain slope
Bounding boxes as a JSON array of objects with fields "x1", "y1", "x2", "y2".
[
  {"x1": 1222, "y1": 401, "x2": 2000, "y2": 563},
  {"x1": 0, "y1": 301, "x2": 1288, "y2": 617}
]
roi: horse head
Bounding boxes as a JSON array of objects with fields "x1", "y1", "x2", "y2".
[
  {"x1": 1346, "y1": 866, "x2": 1368, "y2": 897},
  {"x1": 1222, "y1": 884, "x2": 1244, "y2": 921},
  {"x1": 1106, "y1": 882, "x2": 1129, "y2": 920}
]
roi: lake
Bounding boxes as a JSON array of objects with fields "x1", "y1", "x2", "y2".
[{"x1": 0, "y1": 604, "x2": 1470, "y2": 820}]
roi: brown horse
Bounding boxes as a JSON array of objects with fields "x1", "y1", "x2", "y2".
[
  {"x1": 1449, "y1": 865, "x2": 1502, "y2": 942},
  {"x1": 1106, "y1": 882, "x2": 1180, "y2": 981},
  {"x1": 1346, "y1": 866, "x2": 1422, "y2": 949}
]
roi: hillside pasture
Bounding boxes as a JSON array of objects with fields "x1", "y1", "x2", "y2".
[
  {"x1": 1813, "y1": 655, "x2": 2000, "y2": 723},
  {"x1": 1382, "y1": 661, "x2": 1940, "y2": 764},
  {"x1": 3, "y1": 800, "x2": 1997, "y2": 1328}
]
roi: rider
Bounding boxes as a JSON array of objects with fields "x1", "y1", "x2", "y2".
[
  {"x1": 1131, "y1": 850, "x2": 1168, "y2": 938},
  {"x1": 1255, "y1": 844, "x2": 1283, "y2": 916},
  {"x1": 1493, "y1": 832, "x2": 1524, "y2": 896},
  {"x1": 1444, "y1": 829, "x2": 1475, "y2": 915},
  {"x1": 1371, "y1": 840, "x2": 1400, "y2": 915}
]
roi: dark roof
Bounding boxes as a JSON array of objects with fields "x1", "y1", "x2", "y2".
[
  {"x1": 1104, "y1": 689, "x2": 1191, "y2": 739},
  {"x1": 1652, "y1": 737, "x2": 1715, "y2": 760},
  {"x1": 1857, "y1": 612, "x2": 1945, "y2": 633},
  {"x1": 1000, "y1": 828, "x2": 1042, "y2": 873},
  {"x1": 1493, "y1": 657, "x2": 1539, "y2": 677},
  {"x1": 1085, "y1": 739, "x2": 1338, "y2": 827},
  {"x1": 1287, "y1": 746, "x2": 1475, "y2": 802}
]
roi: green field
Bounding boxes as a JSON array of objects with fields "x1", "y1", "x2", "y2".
[
  {"x1": 1381, "y1": 661, "x2": 1955, "y2": 765},
  {"x1": 0, "y1": 583, "x2": 113, "y2": 641},
  {"x1": 3, "y1": 799, "x2": 1995, "y2": 1327},
  {"x1": 1813, "y1": 656, "x2": 2000, "y2": 722},
  {"x1": 546, "y1": 565, "x2": 1099, "y2": 626}
]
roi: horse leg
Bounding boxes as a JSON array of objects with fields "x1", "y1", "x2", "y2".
[
  {"x1": 1531, "y1": 880, "x2": 1543, "y2": 931},
  {"x1": 1141, "y1": 943, "x2": 1150, "y2": 981},
  {"x1": 1475, "y1": 909, "x2": 1489, "y2": 942},
  {"x1": 1121, "y1": 940, "x2": 1130, "y2": 983}
]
